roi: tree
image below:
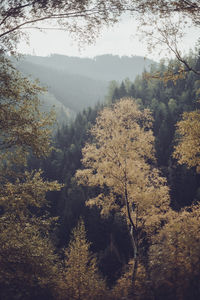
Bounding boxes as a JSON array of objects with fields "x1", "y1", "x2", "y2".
[
  {"x1": 0, "y1": 221, "x2": 62, "y2": 300},
  {"x1": 76, "y1": 98, "x2": 170, "y2": 286},
  {"x1": 1, "y1": 0, "x2": 199, "y2": 64},
  {"x1": 0, "y1": 55, "x2": 55, "y2": 167},
  {"x1": 0, "y1": 56, "x2": 63, "y2": 299},
  {"x1": 64, "y1": 219, "x2": 107, "y2": 300},
  {"x1": 0, "y1": 0, "x2": 126, "y2": 54},
  {"x1": 129, "y1": 0, "x2": 200, "y2": 79},
  {"x1": 133, "y1": 1, "x2": 200, "y2": 28},
  {"x1": 149, "y1": 204, "x2": 200, "y2": 299},
  {"x1": 173, "y1": 110, "x2": 200, "y2": 172}
]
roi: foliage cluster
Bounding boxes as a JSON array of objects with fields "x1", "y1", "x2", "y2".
[{"x1": 107, "y1": 54, "x2": 200, "y2": 208}]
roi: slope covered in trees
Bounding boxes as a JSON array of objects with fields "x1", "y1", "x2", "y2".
[
  {"x1": 24, "y1": 52, "x2": 200, "y2": 299},
  {"x1": 1, "y1": 52, "x2": 200, "y2": 298},
  {"x1": 1, "y1": 1, "x2": 200, "y2": 299},
  {"x1": 14, "y1": 54, "x2": 154, "y2": 115}
]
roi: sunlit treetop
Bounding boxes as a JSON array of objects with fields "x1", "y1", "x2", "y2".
[{"x1": 76, "y1": 98, "x2": 170, "y2": 234}]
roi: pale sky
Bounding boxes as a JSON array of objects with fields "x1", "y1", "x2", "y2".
[{"x1": 18, "y1": 16, "x2": 199, "y2": 61}]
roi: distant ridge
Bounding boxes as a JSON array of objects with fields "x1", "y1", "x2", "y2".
[
  {"x1": 14, "y1": 54, "x2": 155, "y2": 120},
  {"x1": 19, "y1": 54, "x2": 154, "y2": 82}
]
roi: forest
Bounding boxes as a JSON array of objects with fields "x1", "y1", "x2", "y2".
[{"x1": 0, "y1": 1, "x2": 200, "y2": 300}]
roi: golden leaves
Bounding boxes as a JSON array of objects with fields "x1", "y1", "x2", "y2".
[
  {"x1": 149, "y1": 204, "x2": 200, "y2": 297},
  {"x1": 0, "y1": 220, "x2": 62, "y2": 300},
  {"x1": 76, "y1": 97, "x2": 170, "y2": 233},
  {"x1": 64, "y1": 219, "x2": 107, "y2": 300},
  {"x1": 173, "y1": 110, "x2": 200, "y2": 171},
  {"x1": 0, "y1": 170, "x2": 62, "y2": 218}
]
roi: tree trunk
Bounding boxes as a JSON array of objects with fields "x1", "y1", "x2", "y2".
[{"x1": 124, "y1": 187, "x2": 138, "y2": 285}]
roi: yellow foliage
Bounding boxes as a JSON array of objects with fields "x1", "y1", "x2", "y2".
[
  {"x1": 0, "y1": 169, "x2": 62, "y2": 219},
  {"x1": 149, "y1": 205, "x2": 200, "y2": 299},
  {"x1": 173, "y1": 110, "x2": 200, "y2": 172},
  {"x1": 111, "y1": 260, "x2": 148, "y2": 300},
  {"x1": 76, "y1": 98, "x2": 170, "y2": 234},
  {"x1": 64, "y1": 219, "x2": 107, "y2": 300},
  {"x1": 0, "y1": 222, "x2": 62, "y2": 300},
  {"x1": 76, "y1": 98, "x2": 170, "y2": 294}
]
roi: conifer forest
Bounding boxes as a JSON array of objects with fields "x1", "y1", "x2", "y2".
[{"x1": 0, "y1": 1, "x2": 200, "y2": 299}]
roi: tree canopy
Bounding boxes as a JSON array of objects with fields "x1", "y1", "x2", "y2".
[
  {"x1": 0, "y1": 0, "x2": 125, "y2": 53},
  {"x1": 1, "y1": 0, "x2": 199, "y2": 62},
  {"x1": 76, "y1": 98, "x2": 170, "y2": 286},
  {"x1": 1, "y1": 0, "x2": 200, "y2": 298},
  {"x1": 64, "y1": 219, "x2": 107, "y2": 300},
  {"x1": 0, "y1": 55, "x2": 62, "y2": 299},
  {"x1": 173, "y1": 110, "x2": 200, "y2": 172}
]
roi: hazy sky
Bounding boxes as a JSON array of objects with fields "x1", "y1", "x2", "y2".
[{"x1": 18, "y1": 16, "x2": 199, "y2": 61}]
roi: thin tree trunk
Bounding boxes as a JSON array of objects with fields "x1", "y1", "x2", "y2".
[
  {"x1": 124, "y1": 186, "x2": 138, "y2": 285},
  {"x1": 124, "y1": 156, "x2": 139, "y2": 288},
  {"x1": 130, "y1": 226, "x2": 138, "y2": 282}
]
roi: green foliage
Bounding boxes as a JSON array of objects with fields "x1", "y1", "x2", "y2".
[
  {"x1": 0, "y1": 56, "x2": 62, "y2": 300},
  {"x1": 0, "y1": 55, "x2": 55, "y2": 172}
]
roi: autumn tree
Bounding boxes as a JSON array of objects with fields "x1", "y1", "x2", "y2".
[
  {"x1": 0, "y1": 221, "x2": 63, "y2": 300},
  {"x1": 173, "y1": 109, "x2": 200, "y2": 172},
  {"x1": 0, "y1": 55, "x2": 63, "y2": 299},
  {"x1": 111, "y1": 258, "x2": 148, "y2": 300},
  {"x1": 76, "y1": 98, "x2": 170, "y2": 287},
  {"x1": 149, "y1": 204, "x2": 200, "y2": 299},
  {"x1": 64, "y1": 218, "x2": 107, "y2": 300}
]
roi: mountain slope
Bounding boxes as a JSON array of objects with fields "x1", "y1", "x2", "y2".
[{"x1": 14, "y1": 54, "x2": 155, "y2": 119}]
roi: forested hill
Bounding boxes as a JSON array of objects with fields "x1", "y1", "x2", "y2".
[
  {"x1": 25, "y1": 53, "x2": 200, "y2": 298},
  {"x1": 14, "y1": 54, "x2": 154, "y2": 116}
]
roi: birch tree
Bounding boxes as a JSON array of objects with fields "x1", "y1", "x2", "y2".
[{"x1": 76, "y1": 98, "x2": 170, "y2": 285}]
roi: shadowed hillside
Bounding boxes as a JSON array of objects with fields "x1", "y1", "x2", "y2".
[{"x1": 14, "y1": 54, "x2": 154, "y2": 118}]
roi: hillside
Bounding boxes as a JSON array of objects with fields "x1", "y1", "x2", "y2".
[{"x1": 14, "y1": 54, "x2": 154, "y2": 119}]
